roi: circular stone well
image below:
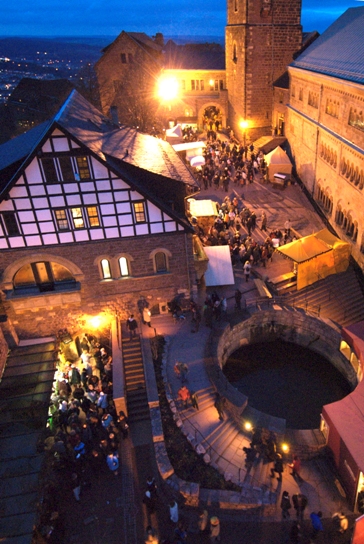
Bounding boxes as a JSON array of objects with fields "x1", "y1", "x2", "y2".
[
  {"x1": 214, "y1": 310, "x2": 357, "y2": 430},
  {"x1": 223, "y1": 339, "x2": 352, "y2": 428}
]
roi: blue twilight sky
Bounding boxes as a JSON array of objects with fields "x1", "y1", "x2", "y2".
[{"x1": 0, "y1": 0, "x2": 362, "y2": 38}]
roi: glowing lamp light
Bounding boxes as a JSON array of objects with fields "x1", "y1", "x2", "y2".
[
  {"x1": 240, "y1": 119, "x2": 249, "y2": 130},
  {"x1": 157, "y1": 76, "x2": 179, "y2": 101},
  {"x1": 86, "y1": 314, "x2": 109, "y2": 329},
  {"x1": 244, "y1": 422, "x2": 252, "y2": 431},
  {"x1": 209, "y1": 79, "x2": 214, "y2": 86},
  {"x1": 281, "y1": 443, "x2": 289, "y2": 453}
]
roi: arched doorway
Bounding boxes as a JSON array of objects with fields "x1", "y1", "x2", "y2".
[{"x1": 202, "y1": 105, "x2": 222, "y2": 132}]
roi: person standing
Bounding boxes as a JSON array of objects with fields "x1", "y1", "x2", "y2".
[
  {"x1": 169, "y1": 500, "x2": 179, "y2": 524},
  {"x1": 288, "y1": 455, "x2": 302, "y2": 481},
  {"x1": 190, "y1": 391, "x2": 199, "y2": 411},
  {"x1": 126, "y1": 314, "x2": 138, "y2": 340},
  {"x1": 292, "y1": 493, "x2": 308, "y2": 522},
  {"x1": 214, "y1": 392, "x2": 225, "y2": 421},
  {"x1": 143, "y1": 307, "x2": 152, "y2": 327},
  {"x1": 198, "y1": 508, "x2": 209, "y2": 534},
  {"x1": 178, "y1": 386, "x2": 191, "y2": 409},
  {"x1": 280, "y1": 490, "x2": 292, "y2": 519},
  {"x1": 235, "y1": 289, "x2": 242, "y2": 309},
  {"x1": 310, "y1": 511, "x2": 323, "y2": 539},
  {"x1": 261, "y1": 212, "x2": 267, "y2": 231},
  {"x1": 209, "y1": 516, "x2": 221, "y2": 542},
  {"x1": 243, "y1": 260, "x2": 251, "y2": 282}
]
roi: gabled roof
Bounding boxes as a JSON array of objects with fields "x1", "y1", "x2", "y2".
[
  {"x1": 163, "y1": 44, "x2": 225, "y2": 70},
  {"x1": 291, "y1": 7, "x2": 364, "y2": 84},
  {"x1": 0, "y1": 90, "x2": 197, "y2": 228}
]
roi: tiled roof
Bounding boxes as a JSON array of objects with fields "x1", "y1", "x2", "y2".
[
  {"x1": 0, "y1": 121, "x2": 50, "y2": 172},
  {"x1": 57, "y1": 91, "x2": 198, "y2": 187},
  {"x1": 291, "y1": 7, "x2": 364, "y2": 84}
]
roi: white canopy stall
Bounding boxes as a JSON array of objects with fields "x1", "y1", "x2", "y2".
[{"x1": 203, "y1": 246, "x2": 235, "y2": 287}]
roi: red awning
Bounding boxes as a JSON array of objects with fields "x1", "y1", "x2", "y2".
[{"x1": 352, "y1": 514, "x2": 364, "y2": 544}]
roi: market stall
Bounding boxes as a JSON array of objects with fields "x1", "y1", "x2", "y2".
[
  {"x1": 276, "y1": 228, "x2": 351, "y2": 290},
  {"x1": 265, "y1": 146, "x2": 292, "y2": 182},
  {"x1": 203, "y1": 245, "x2": 235, "y2": 287}
]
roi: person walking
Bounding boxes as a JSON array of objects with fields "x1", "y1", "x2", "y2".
[
  {"x1": 280, "y1": 490, "x2": 292, "y2": 519},
  {"x1": 126, "y1": 314, "x2": 138, "y2": 340},
  {"x1": 270, "y1": 452, "x2": 284, "y2": 481},
  {"x1": 261, "y1": 212, "x2": 267, "y2": 231}
]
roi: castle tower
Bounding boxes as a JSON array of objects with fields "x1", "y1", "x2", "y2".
[{"x1": 226, "y1": 0, "x2": 302, "y2": 142}]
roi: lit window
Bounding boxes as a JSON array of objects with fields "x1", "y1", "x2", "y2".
[
  {"x1": 76, "y1": 156, "x2": 91, "y2": 180},
  {"x1": 101, "y1": 259, "x2": 112, "y2": 279},
  {"x1": 13, "y1": 261, "x2": 75, "y2": 291},
  {"x1": 55, "y1": 209, "x2": 69, "y2": 230},
  {"x1": 133, "y1": 201, "x2": 146, "y2": 223},
  {"x1": 87, "y1": 206, "x2": 100, "y2": 227},
  {"x1": 2, "y1": 211, "x2": 20, "y2": 236},
  {"x1": 71, "y1": 208, "x2": 84, "y2": 229},
  {"x1": 119, "y1": 257, "x2": 129, "y2": 277},
  {"x1": 155, "y1": 251, "x2": 167, "y2": 273}
]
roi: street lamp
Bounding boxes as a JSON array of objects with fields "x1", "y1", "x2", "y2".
[
  {"x1": 240, "y1": 119, "x2": 249, "y2": 148},
  {"x1": 157, "y1": 76, "x2": 179, "y2": 101}
]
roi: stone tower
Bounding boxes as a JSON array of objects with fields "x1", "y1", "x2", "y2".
[{"x1": 226, "y1": 0, "x2": 302, "y2": 142}]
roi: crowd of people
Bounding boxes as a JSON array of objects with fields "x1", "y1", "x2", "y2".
[
  {"x1": 196, "y1": 136, "x2": 267, "y2": 192},
  {"x1": 191, "y1": 192, "x2": 294, "y2": 272},
  {"x1": 36, "y1": 332, "x2": 129, "y2": 541}
]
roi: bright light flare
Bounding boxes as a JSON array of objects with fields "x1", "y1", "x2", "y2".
[
  {"x1": 244, "y1": 422, "x2": 252, "y2": 431},
  {"x1": 157, "y1": 76, "x2": 179, "y2": 101},
  {"x1": 281, "y1": 443, "x2": 289, "y2": 453},
  {"x1": 240, "y1": 119, "x2": 249, "y2": 130},
  {"x1": 86, "y1": 314, "x2": 110, "y2": 329}
]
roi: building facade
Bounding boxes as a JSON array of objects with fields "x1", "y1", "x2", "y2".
[
  {"x1": 0, "y1": 90, "x2": 197, "y2": 339},
  {"x1": 286, "y1": 8, "x2": 364, "y2": 271}
]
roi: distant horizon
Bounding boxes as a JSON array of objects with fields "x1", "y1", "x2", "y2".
[{"x1": 0, "y1": 2, "x2": 362, "y2": 40}]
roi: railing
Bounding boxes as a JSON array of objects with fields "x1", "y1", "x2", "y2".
[
  {"x1": 165, "y1": 382, "x2": 269, "y2": 491},
  {"x1": 247, "y1": 295, "x2": 321, "y2": 317}
]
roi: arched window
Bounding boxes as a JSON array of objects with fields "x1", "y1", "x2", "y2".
[
  {"x1": 13, "y1": 261, "x2": 75, "y2": 292},
  {"x1": 233, "y1": 44, "x2": 237, "y2": 63},
  {"x1": 101, "y1": 259, "x2": 112, "y2": 279},
  {"x1": 119, "y1": 257, "x2": 130, "y2": 277},
  {"x1": 155, "y1": 252, "x2": 167, "y2": 273}
]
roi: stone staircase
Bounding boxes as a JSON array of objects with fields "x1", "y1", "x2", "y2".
[
  {"x1": 176, "y1": 385, "x2": 279, "y2": 506},
  {"x1": 283, "y1": 267, "x2": 364, "y2": 327},
  {"x1": 122, "y1": 335, "x2": 150, "y2": 423}
]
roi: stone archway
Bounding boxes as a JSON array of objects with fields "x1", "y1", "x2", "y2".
[{"x1": 198, "y1": 102, "x2": 227, "y2": 131}]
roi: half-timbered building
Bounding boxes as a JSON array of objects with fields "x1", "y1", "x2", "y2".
[{"x1": 0, "y1": 90, "x2": 198, "y2": 339}]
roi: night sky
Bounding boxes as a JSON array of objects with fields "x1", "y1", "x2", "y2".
[{"x1": 0, "y1": 0, "x2": 362, "y2": 38}]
